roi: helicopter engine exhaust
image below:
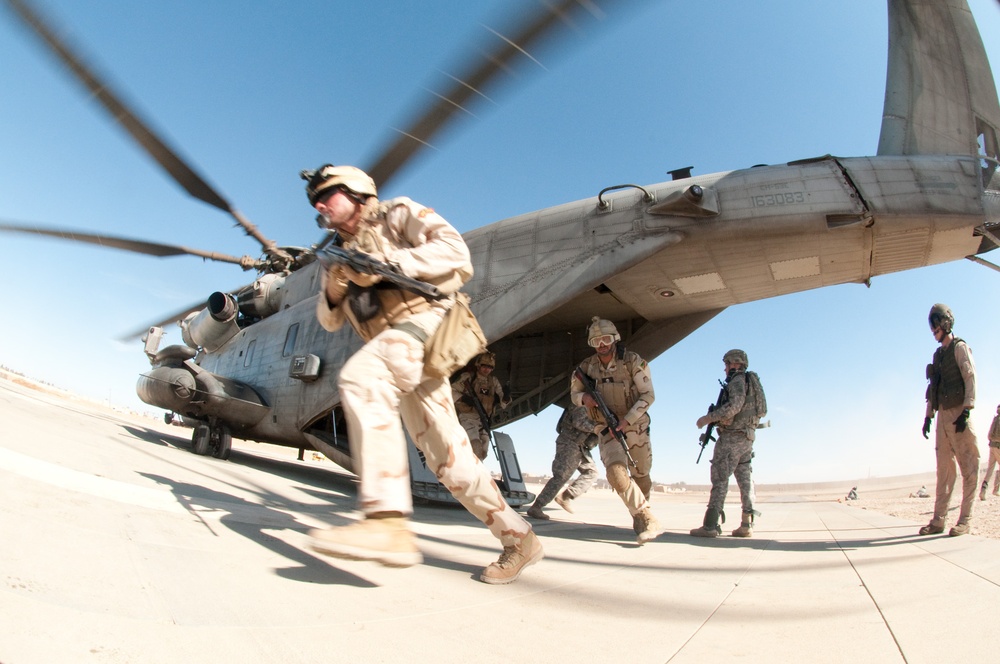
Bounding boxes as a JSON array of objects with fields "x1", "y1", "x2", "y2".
[{"x1": 181, "y1": 291, "x2": 240, "y2": 352}]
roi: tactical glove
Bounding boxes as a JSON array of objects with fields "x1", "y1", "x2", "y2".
[
  {"x1": 954, "y1": 409, "x2": 970, "y2": 433},
  {"x1": 922, "y1": 417, "x2": 932, "y2": 439}
]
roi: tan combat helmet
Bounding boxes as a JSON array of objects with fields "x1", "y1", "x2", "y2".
[
  {"x1": 300, "y1": 164, "x2": 378, "y2": 206},
  {"x1": 587, "y1": 316, "x2": 620, "y2": 347},
  {"x1": 928, "y1": 303, "x2": 955, "y2": 334},
  {"x1": 476, "y1": 352, "x2": 496, "y2": 368},
  {"x1": 723, "y1": 349, "x2": 749, "y2": 367}
]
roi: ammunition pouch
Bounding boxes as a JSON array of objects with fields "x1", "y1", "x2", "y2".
[
  {"x1": 347, "y1": 282, "x2": 382, "y2": 322},
  {"x1": 423, "y1": 293, "x2": 487, "y2": 380}
]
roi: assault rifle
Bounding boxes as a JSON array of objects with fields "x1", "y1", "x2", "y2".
[
  {"x1": 697, "y1": 379, "x2": 728, "y2": 463},
  {"x1": 574, "y1": 367, "x2": 636, "y2": 468},
  {"x1": 317, "y1": 244, "x2": 445, "y2": 300}
]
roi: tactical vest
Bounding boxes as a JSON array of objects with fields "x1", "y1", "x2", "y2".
[
  {"x1": 930, "y1": 338, "x2": 966, "y2": 411},
  {"x1": 581, "y1": 347, "x2": 646, "y2": 426},
  {"x1": 340, "y1": 206, "x2": 434, "y2": 342}
]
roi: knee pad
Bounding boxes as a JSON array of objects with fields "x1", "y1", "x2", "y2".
[{"x1": 607, "y1": 463, "x2": 631, "y2": 493}]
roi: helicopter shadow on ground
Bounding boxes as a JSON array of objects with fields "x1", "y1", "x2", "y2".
[{"x1": 137, "y1": 471, "x2": 378, "y2": 588}]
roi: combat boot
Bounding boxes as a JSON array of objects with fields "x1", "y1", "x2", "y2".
[
  {"x1": 525, "y1": 504, "x2": 549, "y2": 520},
  {"x1": 309, "y1": 514, "x2": 422, "y2": 568},
  {"x1": 635, "y1": 508, "x2": 662, "y2": 544},
  {"x1": 555, "y1": 491, "x2": 575, "y2": 514},
  {"x1": 918, "y1": 520, "x2": 945, "y2": 536},
  {"x1": 949, "y1": 522, "x2": 970, "y2": 537},
  {"x1": 690, "y1": 507, "x2": 722, "y2": 538},
  {"x1": 732, "y1": 512, "x2": 754, "y2": 538},
  {"x1": 480, "y1": 531, "x2": 544, "y2": 584}
]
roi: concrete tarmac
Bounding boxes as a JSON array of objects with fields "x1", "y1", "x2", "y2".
[{"x1": 2, "y1": 377, "x2": 999, "y2": 664}]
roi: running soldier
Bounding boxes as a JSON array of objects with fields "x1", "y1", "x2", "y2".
[
  {"x1": 570, "y1": 317, "x2": 660, "y2": 543},
  {"x1": 451, "y1": 352, "x2": 510, "y2": 461},
  {"x1": 301, "y1": 164, "x2": 541, "y2": 583},
  {"x1": 921, "y1": 303, "x2": 980, "y2": 537},
  {"x1": 980, "y1": 404, "x2": 1000, "y2": 500},
  {"x1": 526, "y1": 405, "x2": 601, "y2": 519},
  {"x1": 690, "y1": 349, "x2": 767, "y2": 538}
]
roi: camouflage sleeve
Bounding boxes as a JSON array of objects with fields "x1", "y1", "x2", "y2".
[
  {"x1": 623, "y1": 353, "x2": 655, "y2": 425},
  {"x1": 315, "y1": 268, "x2": 347, "y2": 332},
  {"x1": 451, "y1": 372, "x2": 471, "y2": 403},
  {"x1": 955, "y1": 341, "x2": 976, "y2": 410},
  {"x1": 566, "y1": 405, "x2": 601, "y2": 435},
  {"x1": 569, "y1": 363, "x2": 587, "y2": 407},
  {"x1": 709, "y1": 373, "x2": 746, "y2": 423},
  {"x1": 383, "y1": 198, "x2": 473, "y2": 286}
]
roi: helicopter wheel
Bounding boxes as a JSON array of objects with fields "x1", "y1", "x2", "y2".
[
  {"x1": 212, "y1": 427, "x2": 232, "y2": 461},
  {"x1": 192, "y1": 425, "x2": 211, "y2": 456}
]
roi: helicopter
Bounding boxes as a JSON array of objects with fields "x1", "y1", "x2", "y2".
[{"x1": 2, "y1": 0, "x2": 999, "y2": 497}]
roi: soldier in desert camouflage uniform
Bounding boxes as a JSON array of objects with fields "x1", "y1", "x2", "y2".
[
  {"x1": 921, "y1": 303, "x2": 980, "y2": 537},
  {"x1": 451, "y1": 352, "x2": 510, "y2": 461},
  {"x1": 570, "y1": 317, "x2": 661, "y2": 544},
  {"x1": 301, "y1": 164, "x2": 541, "y2": 584},
  {"x1": 981, "y1": 405, "x2": 1000, "y2": 501},
  {"x1": 690, "y1": 349, "x2": 766, "y2": 538},
  {"x1": 526, "y1": 405, "x2": 601, "y2": 519}
]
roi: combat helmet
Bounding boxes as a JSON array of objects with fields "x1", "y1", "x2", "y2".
[
  {"x1": 476, "y1": 352, "x2": 496, "y2": 368},
  {"x1": 928, "y1": 303, "x2": 954, "y2": 335},
  {"x1": 723, "y1": 349, "x2": 749, "y2": 367},
  {"x1": 587, "y1": 316, "x2": 620, "y2": 347},
  {"x1": 300, "y1": 164, "x2": 377, "y2": 206}
]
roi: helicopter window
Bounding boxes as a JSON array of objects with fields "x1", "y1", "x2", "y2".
[
  {"x1": 244, "y1": 339, "x2": 256, "y2": 368},
  {"x1": 283, "y1": 323, "x2": 300, "y2": 357}
]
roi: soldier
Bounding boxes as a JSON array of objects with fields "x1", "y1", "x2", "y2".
[
  {"x1": 301, "y1": 164, "x2": 542, "y2": 584},
  {"x1": 921, "y1": 303, "x2": 980, "y2": 537},
  {"x1": 979, "y1": 404, "x2": 1000, "y2": 500},
  {"x1": 451, "y1": 352, "x2": 510, "y2": 461},
  {"x1": 570, "y1": 317, "x2": 660, "y2": 544},
  {"x1": 690, "y1": 349, "x2": 767, "y2": 538},
  {"x1": 526, "y1": 405, "x2": 601, "y2": 520}
]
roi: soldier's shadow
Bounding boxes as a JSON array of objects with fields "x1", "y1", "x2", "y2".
[{"x1": 138, "y1": 472, "x2": 377, "y2": 588}]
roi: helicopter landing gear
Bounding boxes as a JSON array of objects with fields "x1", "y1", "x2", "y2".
[
  {"x1": 191, "y1": 424, "x2": 232, "y2": 460},
  {"x1": 192, "y1": 425, "x2": 211, "y2": 456},
  {"x1": 212, "y1": 426, "x2": 232, "y2": 460}
]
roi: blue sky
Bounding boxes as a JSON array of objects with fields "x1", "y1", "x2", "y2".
[{"x1": 1, "y1": 1, "x2": 998, "y2": 485}]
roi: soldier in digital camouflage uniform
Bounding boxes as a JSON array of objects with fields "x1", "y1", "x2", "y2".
[
  {"x1": 451, "y1": 352, "x2": 510, "y2": 461},
  {"x1": 526, "y1": 405, "x2": 601, "y2": 519},
  {"x1": 691, "y1": 349, "x2": 766, "y2": 538},
  {"x1": 921, "y1": 303, "x2": 979, "y2": 537},
  {"x1": 981, "y1": 404, "x2": 1000, "y2": 501},
  {"x1": 301, "y1": 165, "x2": 541, "y2": 584},
  {"x1": 570, "y1": 317, "x2": 661, "y2": 544}
]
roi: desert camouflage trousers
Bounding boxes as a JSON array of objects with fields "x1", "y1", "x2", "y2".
[
  {"x1": 534, "y1": 438, "x2": 598, "y2": 508},
  {"x1": 931, "y1": 404, "x2": 980, "y2": 526},
  {"x1": 457, "y1": 412, "x2": 490, "y2": 461},
  {"x1": 597, "y1": 427, "x2": 653, "y2": 514},
  {"x1": 338, "y1": 309, "x2": 531, "y2": 548},
  {"x1": 984, "y1": 444, "x2": 1000, "y2": 493},
  {"x1": 707, "y1": 430, "x2": 755, "y2": 514}
]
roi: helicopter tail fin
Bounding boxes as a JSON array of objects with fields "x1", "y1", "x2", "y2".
[{"x1": 877, "y1": 0, "x2": 1000, "y2": 167}]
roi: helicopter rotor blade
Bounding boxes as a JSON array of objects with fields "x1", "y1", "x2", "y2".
[
  {"x1": 365, "y1": 0, "x2": 627, "y2": 188},
  {"x1": 3, "y1": 0, "x2": 288, "y2": 263},
  {"x1": 0, "y1": 221, "x2": 259, "y2": 269},
  {"x1": 117, "y1": 300, "x2": 212, "y2": 342}
]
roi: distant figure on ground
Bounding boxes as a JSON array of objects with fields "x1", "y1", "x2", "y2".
[
  {"x1": 451, "y1": 352, "x2": 510, "y2": 461},
  {"x1": 981, "y1": 404, "x2": 1000, "y2": 500},
  {"x1": 910, "y1": 485, "x2": 930, "y2": 498},
  {"x1": 920, "y1": 303, "x2": 980, "y2": 537},
  {"x1": 526, "y1": 406, "x2": 601, "y2": 520},
  {"x1": 846, "y1": 487, "x2": 858, "y2": 501},
  {"x1": 690, "y1": 349, "x2": 768, "y2": 538}
]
